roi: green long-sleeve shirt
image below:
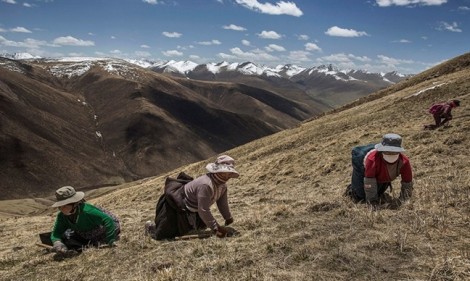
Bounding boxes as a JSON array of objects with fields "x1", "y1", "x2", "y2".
[{"x1": 51, "y1": 203, "x2": 117, "y2": 245}]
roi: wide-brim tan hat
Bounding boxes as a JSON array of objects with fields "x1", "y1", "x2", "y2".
[
  {"x1": 205, "y1": 155, "x2": 239, "y2": 178},
  {"x1": 51, "y1": 186, "x2": 85, "y2": 207},
  {"x1": 205, "y1": 163, "x2": 239, "y2": 178}
]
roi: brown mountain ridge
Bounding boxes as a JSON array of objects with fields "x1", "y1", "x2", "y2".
[{"x1": 0, "y1": 57, "x2": 329, "y2": 199}]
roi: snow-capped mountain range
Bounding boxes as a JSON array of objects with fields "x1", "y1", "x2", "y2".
[
  {"x1": 0, "y1": 52, "x2": 410, "y2": 85},
  {"x1": 150, "y1": 60, "x2": 409, "y2": 84}
]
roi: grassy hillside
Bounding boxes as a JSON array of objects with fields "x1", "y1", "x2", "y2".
[{"x1": 0, "y1": 54, "x2": 469, "y2": 280}]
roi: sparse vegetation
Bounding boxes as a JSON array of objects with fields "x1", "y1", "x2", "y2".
[{"x1": 0, "y1": 54, "x2": 469, "y2": 280}]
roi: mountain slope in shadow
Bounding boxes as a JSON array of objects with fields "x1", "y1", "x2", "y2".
[{"x1": 0, "y1": 58, "x2": 327, "y2": 199}]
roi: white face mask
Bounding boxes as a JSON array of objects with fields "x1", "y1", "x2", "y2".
[{"x1": 383, "y1": 154, "x2": 399, "y2": 163}]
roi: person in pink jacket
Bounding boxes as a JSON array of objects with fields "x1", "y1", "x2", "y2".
[
  {"x1": 147, "y1": 155, "x2": 239, "y2": 240},
  {"x1": 424, "y1": 99, "x2": 460, "y2": 130}
]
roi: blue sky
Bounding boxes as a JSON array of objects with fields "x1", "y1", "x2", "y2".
[{"x1": 0, "y1": 0, "x2": 469, "y2": 74}]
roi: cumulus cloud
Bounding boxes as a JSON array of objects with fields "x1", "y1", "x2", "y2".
[
  {"x1": 52, "y1": 36, "x2": 95, "y2": 46},
  {"x1": 258, "y1": 30, "x2": 282, "y2": 39},
  {"x1": 393, "y1": 39, "x2": 412, "y2": 43},
  {"x1": 377, "y1": 54, "x2": 414, "y2": 66},
  {"x1": 235, "y1": 0, "x2": 303, "y2": 16},
  {"x1": 162, "y1": 50, "x2": 183, "y2": 57},
  {"x1": 110, "y1": 49, "x2": 121, "y2": 54},
  {"x1": 287, "y1": 50, "x2": 311, "y2": 62},
  {"x1": 325, "y1": 26, "x2": 369, "y2": 37},
  {"x1": 2, "y1": 0, "x2": 17, "y2": 4},
  {"x1": 140, "y1": 44, "x2": 150, "y2": 48},
  {"x1": 197, "y1": 39, "x2": 221, "y2": 45},
  {"x1": 375, "y1": 0, "x2": 447, "y2": 6},
  {"x1": 218, "y1": 47, "x2": 278, "y2": 62},
  {"x1": 297, "y1": 34, "x2": 309, "y2": 40},
  {"x1": 305, "y1": 42, "x2": 321, "y2": 52},
  {"x1": 0, "y1": 35, "x2": 49, "y2": 48},
  {"x1": 437, "y1": 21, "x2": 462, "y2": 32},
  {"x1": 162, "y1": 31, "x2": 182, "y2": 38},
  {"x1": 265, "y1": 44, "x2": 285, "y2": 52},
  {"x1": 23, "y1": 3, "x2": 32, "y2": 7},
  {"x1": 242, "y1": 39, "x2": 251, "y2": 46},
  {"x1": 10, "y1": 27, "x2": 32, "y2": 33},
  {"x1": 143, "y1": 0, "x2": 163, "y2": 4},
  {"x1": 222, "y1": 24, "x2": 247, "y2": 31}
]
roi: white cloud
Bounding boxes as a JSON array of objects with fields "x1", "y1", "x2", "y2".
[
  {"x1": 376, "y1": 0, "x2": 447, "y2": 7},
  {"x1": 287, "y1": 50, "x2": 311, "y2": 62},
  {"x1": 143, "y1": 0, "x2": 163, "y2": 4},
  {"x1": 393, "y1": 39, "x2": 412, "y2": 43},
  {"x1": 110, "y1": 50, "x2": 121, "y2": 54},
  {"x1": 0, "y1": 28, "x2": 6, "y2": 33},
  {"x1": 162, "y1": 50, "x2": 183, "y2": 57},
  {"x1": 2, "y1": 0, "x2": 17, "y2": 4},
  {"x1": 23, "y1": 3, "x2": 32, "y2": 7},
  {"x1": 242, "y1": 39, "x2": 251, "y2": 46},
  {"x1": 305, "y1": 42, "x2": 321, "y2": 52},
  {"x1": 111, "y1": 36, "x2": 116, "y2": 39},
  {"x1": 162, "y1": 31, "x2": 182, "y2": 38},
  {"x1": 437, "y1": 21, "x2": 462, "y2": 32},
  {"x1": 52, "y1": 36, "x2": 95, "y2": 46},
  {"x1": 297, "y1": 34, "x2": 309, "y2": 40},
  {"x1": 258, "y1": 30, "x2": 282, "y2": 39},
  {"x1": 235, "y1": 0, "x2": 303, "y2": 16},
  {"x1": 0, "y1": 35, "x2": 48, "y2": 48},
  {"x1": 349, "y1": 54, "x2": 372, "y2": 62},
  {"x1": 10, "y1": 27, "x2": 32, "y2": 33},
  {"x1": 197, "y1": 39, "x2": 221, "y2": 45},
  {"x1": 325, "y1": 26, "x2": 368, "y2": 37},
  {"x1": 189, "y1": 54, "x2": 200, "y2": 60},
  {"x1": 219, "y1": 47, "x2": 278, "y2": 61},
  {"x1": 377, "y1": 55, "x2": 414, "y2": 66},
  {"x1": 265, "y1": 44, "x2": 285, "y2": 52},
  {"x1": 458, "y1": 6, "x2": 470, "y2": 11},
  {"x1": 88, "y1": 32, "x2": 95, "y2": 36},
  {"x1": 317, "y1": 53, "x2": 372, "y2": 65},
  {"x1": 222, "y1": 24, "x2": 247, "y2": 31}
]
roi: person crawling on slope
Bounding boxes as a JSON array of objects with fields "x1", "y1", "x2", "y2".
[
  {"x1": 345, "y1": 133, "x2": 413, "y2": 208},
  {"x1": 40, "y1": 186, "x2": 120, "y2": 254},
  {"x1": 146, "y1": 155, "x2": 239, "y2": 240},
  {"x1": 424, "y1": 99, "x2": 460, "y2": 130}
]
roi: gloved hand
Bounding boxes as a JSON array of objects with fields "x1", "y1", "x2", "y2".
[
  {"x1": 52, "y1": 241, "x2": 68, "y2": 253},
  {"x1": 224, "y1": 217, "x2": 234, "y2": 226},
  {"x1": 214, "y1": 225, "x2": 228, "y2": 238},
  {"x1": 399, "y1": 182, "x2": 413, "y2": 202}
]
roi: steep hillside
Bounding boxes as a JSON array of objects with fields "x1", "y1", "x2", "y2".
[
  {"x1": 0, "y1": 53, "x2": 469, "y2": 280},
  {"x1": 0, "y1": 57, "x2": 328, "y2": 199}
]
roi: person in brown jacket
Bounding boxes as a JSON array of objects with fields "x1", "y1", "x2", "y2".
[{"x1": 424, "y1": 99, "x2": 460, "y2": 130}]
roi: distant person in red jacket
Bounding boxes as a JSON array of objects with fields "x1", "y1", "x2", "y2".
[
  {"x1": 347, "y1": 134, "x2": 413, "y2": 207},
  {"x1": 424, "y1": 99, "x2": 460, "y2": 130}
]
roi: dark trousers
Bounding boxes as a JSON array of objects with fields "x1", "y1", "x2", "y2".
[{"x1": 350, "y1": 170, "x2": 391, "y2": 201}]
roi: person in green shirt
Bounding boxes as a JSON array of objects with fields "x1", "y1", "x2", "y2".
[{"x1": 46, "y1": 186, "x2": 120, "y2": 253}]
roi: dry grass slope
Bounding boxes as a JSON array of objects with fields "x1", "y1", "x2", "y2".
[{"x1": 1, "y1": 54, "x2": 469, "y2": 280}]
